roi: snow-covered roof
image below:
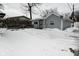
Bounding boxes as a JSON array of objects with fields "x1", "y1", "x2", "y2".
[
  {"x1": 43, "y1": 12, "x2": 60, "y2": 19},
  {"x1": 4, "y1": 15, "x2": 30, "y2": 20},
  {"x1": 33, "y1": 12, "x2": 60, "y2": 21},
  {"x1": 33, "y1": 12, "x2": 72, "y2": 22}
]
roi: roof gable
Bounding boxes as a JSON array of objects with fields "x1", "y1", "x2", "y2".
[{"x1": 43, "y1": 12, "x2": 60, "y2": 19}]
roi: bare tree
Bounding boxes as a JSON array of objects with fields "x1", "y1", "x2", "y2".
[
  {"x1": 0, "y1": 4, "x2": 4, "y2": 12},
  {"x1": 40, "y1": 8, "x2": 59, "y2": 18},
  {"x1": 22, "y1": 3, "x2": 41, "y2": 20},
  {"x1": 0, "y1": 3, "x2": 5, "y2": 18}
]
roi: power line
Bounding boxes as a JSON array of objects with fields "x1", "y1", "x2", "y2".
[
  {"x1": 67, "y1": 3, "x2": 72, "y2": 11},
  {"x1": 65, "y1": 3, "x2": 71, "y2": 12}
]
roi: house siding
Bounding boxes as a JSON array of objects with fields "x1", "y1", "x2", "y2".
[
  {"x1": 44, "y1": 14, "x2": 61, "y2": 29},
  {"x1": 63, "y1": 20, "x2": 71, "y2": 30}
]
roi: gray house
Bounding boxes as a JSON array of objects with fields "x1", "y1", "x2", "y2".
[{"x1": 32, "y1": 13, "x2": 71, "y2": 30}]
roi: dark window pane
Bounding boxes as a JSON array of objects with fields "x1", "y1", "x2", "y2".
[
  {"x1": 34, "y1": 22, "x2": 38, "y2": 24},
  {"x1": 50, "y1": 23, "x2": 54, "y2": 25},
  {"x1": 50, "y1": 21, "x2": 54, "y2": 25}
]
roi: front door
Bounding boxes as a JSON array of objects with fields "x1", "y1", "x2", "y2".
[{"x1": 39, "y1": 20, "x2": 43, "y2": 29}]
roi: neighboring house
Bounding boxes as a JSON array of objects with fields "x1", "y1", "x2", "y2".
[
  {"x1": 32, "y1": 13, "x2": 71, "y2": 30},
  {"x1": 0, "y1": 12, "x2": 6, "y2": 27},
  {"x1": 0, "y1": 16, "x2": 33, "y2": 28}
]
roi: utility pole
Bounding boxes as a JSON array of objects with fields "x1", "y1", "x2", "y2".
[
  {"x1": 72, "y1": 4, "x2": 75, "y2": 21},
  {"x1": 71, "y1": 3, "x2": 75, "y2": 27}
]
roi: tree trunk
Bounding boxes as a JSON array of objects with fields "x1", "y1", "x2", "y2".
[
  {"x1": 29, "y1": 6, "x2": 32, "y2": 20},
  {"x1": 28, "y1": 3, "x2": 32, "y2": 20}
]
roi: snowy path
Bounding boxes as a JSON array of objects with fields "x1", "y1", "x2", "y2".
[{"x1": 0, "y1": 28, "x2": 78, "y2": 56}]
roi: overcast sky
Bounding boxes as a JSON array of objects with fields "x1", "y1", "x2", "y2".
[{"x1": 2, "y1": 3, "x2": 79, "y2": 19}]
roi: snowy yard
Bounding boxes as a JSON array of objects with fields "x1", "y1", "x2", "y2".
[{"x1": 0, "y1": 28, "x2": 79, "y2": 56}]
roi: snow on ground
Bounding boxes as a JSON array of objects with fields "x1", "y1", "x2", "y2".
[{"x1": 0, "y1": 28, "x2": 78, "y2": 56}]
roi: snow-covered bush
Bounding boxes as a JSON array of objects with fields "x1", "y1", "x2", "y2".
[
  {"x1": 65, "y1": 27, "x2": 74, "y2": 32},
  {"x1": 65, "y1": 27, "x2": 79, "y2": 32},
  {"x1": 74, "y1": 22, "x2": 79, "y2": 29},
  {"x1": 0, "y1": 28, "x2": 7, "y2": 34}
]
